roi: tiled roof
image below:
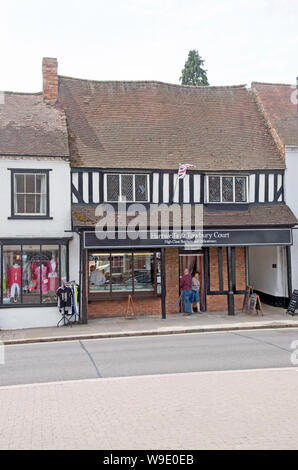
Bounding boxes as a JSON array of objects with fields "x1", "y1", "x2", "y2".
[
  {"x1": 58, "y1": 77, "x2": 284, "y2": 170},
  {"x1": 252, "y1": 82, "x2": 298, "y2": 147},
  {"x1": 0, "y1": 92, "x2": 69, "y2": 157},
  {"x1": 72, "y1": 204, "x2": 297, "y2": 228}
]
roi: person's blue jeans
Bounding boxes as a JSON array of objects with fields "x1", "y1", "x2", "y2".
[
  {"x1": 183, "y1": 289, "x2": 192, "y2": 314},
  {"x1": 191, "y1": 290, "x2": 200, "y2": 304}
]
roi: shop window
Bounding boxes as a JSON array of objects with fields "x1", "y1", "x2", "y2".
[
  {"x1": 1, "y1": 243, "x2": 67, "y2": 306},
  {"x1": 88, "y1": 251, "x2": 160, "y2": 296},
  {"x1": 207, "y1": 175, "x2": 247, "y2": 203},
  {"x1": 105, "y1": 174, "x2": 149, "y2": 202},
  {"x1": 11, "y1": 170, "x2": 49, "y2": 217}
]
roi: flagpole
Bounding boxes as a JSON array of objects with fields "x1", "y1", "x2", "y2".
[{"x1": 173, "y1": 175, "x2": 179, "y2": 204}]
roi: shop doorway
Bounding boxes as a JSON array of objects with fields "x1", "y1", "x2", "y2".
[{"x1": 179, "y1": 252, "x2": 206, "y2": 312}]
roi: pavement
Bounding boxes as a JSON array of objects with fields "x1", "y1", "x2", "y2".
[
  {"x1": 1, "y1": 367, "x2": 298, "y2": 450},
  {"x1": 0, "y1": 304, "x2": 298, "y2": 345}
]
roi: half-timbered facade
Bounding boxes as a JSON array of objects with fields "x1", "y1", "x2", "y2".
[{"x1": 55, "y1": 69, "x2": 297, "y2": 321}]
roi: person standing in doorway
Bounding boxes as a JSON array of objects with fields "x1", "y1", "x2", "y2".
[
  {"x1": 191, "y1": 271, "x2": 201, "y2": 313},
  {"x1": 180, "y1": 268, "x2": 193, "y2": 315}
]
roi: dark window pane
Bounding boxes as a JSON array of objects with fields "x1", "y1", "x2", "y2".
[
  {"x1": 135, "y1": 175, "x2": 148, "y2": 201},
  {"x1": 15, "y1": 194, "x2": 25, "y2": 214},
  {"x1": 111, "y1": 253, "x2": 133, "y2": 292},
  {"x1": 134, "y1": 253, "x2": 155, "y2": 291},
  {"x1": 121, "y1": 175, "x2": 134, "y2": 201},
  {"x1": 26, "y1": 174, "x2": 35, "y2": 193},
  {"x1": 222, "y1": 177, "x2": 233, "y2": 202},
  {"x1": 3, "y1": 246, "x2": 22, "y2": 304},
  {"x1": 36, "y1": 174, "x2": 46, "y2": 194},
  {"x1": 15, "y1": 174, "x2": 24, "y2": 192},
  {"x1": 22, "y1": 245, "x2": 41, "y2": 305},
  {"x1": 41, "y1": 246, "x2": 59, "y2": 303},
  {"x1": 25, "y1": 194, "x2": 35, "y2": 213},
  {"x1": 107, "y1": 174, "x2": 119, "y2": 201},
  {"x1": 89, "y1": 253, "x2": 110, "y2": 293},
  {"x1": 36, "y1": 195, "x2": 41, "y2": 212},
  {"x1": 209, "y1": 176, "x2": 220, "y2": 202},
  {"x1": 235, "y1": 177, "x2": 247, "y2": 202}
]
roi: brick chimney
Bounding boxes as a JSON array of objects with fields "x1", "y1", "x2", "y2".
[{"x1": 42, "y1": 57, "x2": 58, "y2": 104}]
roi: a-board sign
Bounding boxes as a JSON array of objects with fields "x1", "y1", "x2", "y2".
[
  {"x1": 242, "y1": 285, "x2": 253, "y2": 312},
  {"x1": 248, "y1": 293, "x2": 257, "y2": 312},
  {"x1": 287, "y1": 289, "x2": 298, "y2": 316}
]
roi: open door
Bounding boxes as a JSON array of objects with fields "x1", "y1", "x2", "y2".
[{"x1": 179, "y1": 252, "x2": 205, "y2": 312}]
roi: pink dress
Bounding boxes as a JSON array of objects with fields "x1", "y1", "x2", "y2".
[
  {"x1": 35, "y1": 265, "x2": 48, "y2": 294},
  {"x1": 47, "y1": 262, "x2": 59, "y2": 292}
]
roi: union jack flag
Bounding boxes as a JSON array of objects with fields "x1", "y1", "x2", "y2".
[{"x1": 177, "y1": 163, "x2": 195, "y2": 180}]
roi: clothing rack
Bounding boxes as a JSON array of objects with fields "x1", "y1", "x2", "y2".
[{"x1": 56, "y1": 280, "x2": 80, "y2": 327}]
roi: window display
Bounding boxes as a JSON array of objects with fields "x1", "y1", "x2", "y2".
[
  {"x1": 1, "y1": 243, "x2": 67, "y2": 306},
  {"x1": 88, "y1": 251, "x2": 160, "y2": 296}
]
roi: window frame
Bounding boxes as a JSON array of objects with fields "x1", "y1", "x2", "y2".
[
  {"x1": 88, "y1": 249, "x2": 160, "y2": 300},
  {"x1": 0, "y1": 239, "x2": 69, "y2": 308},
  {"x1": 206, "y1": 175, "x2": 249, "y2": 204},
  {"x1": 10, "y1": 169, "x2": 51, "y2": 219},
  {"x1": 104, "y1": 173, "x2": 150, "y2": 203}
]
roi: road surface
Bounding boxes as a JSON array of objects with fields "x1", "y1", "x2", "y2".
[{"x1": 1, "y1": 328, "x2": 298, "y2": 386}]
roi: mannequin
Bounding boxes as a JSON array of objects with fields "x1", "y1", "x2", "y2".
[
  {"x1": 35, "y1": 263, "x2": 48, "y2": 295},
  {"x1": 9, "y1": 262, "x2": 21, "y2": 301},
  {"x1": 47, "y1": 255, "x2": 58, "y2": 292}
]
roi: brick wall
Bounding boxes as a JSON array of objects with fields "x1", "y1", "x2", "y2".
[
  {"x1": 207, "y1": 246, "x2": 246, "y2": 311},
  {"x1": 165, "y1": 248, "x2": 180, "y2": 314},
  {"x1": 88, "y1": 296, "x2": 161, "y2": 319},
  {"x1": 42, "y1": 57, "x2": 58, "y2": 104}
]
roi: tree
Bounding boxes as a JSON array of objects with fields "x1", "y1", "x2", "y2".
[{"x1": 180, "y1": 50, "x2": 209, "y2": 86}]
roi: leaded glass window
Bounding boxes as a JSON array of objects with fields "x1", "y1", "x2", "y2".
[
  {"x1": 208, "y1": 175, "x2": 248, "y2": 203},
  {"x1": 105, "y1": 174, "x2": 149, "y2": 202}
]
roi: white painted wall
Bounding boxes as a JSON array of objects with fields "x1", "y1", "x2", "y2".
[
  {"x1": 0, "y1": 157, "x2": 72, "y2": 329},
  {"x1": 0, "y1": 158, "x2": 72, "y2": 238},
  {"x1": 0, "y1": 306, "x2": 62, "y2": 330},
  {"x1": 69, "y1": 232, "x2": 80, "y2": 284},
  {"x1": 284, "y1": 146, "x2": 298, "y2": 291},
  {"x1": 248, "y1": 245, "x2": 288, "y2": 297}
]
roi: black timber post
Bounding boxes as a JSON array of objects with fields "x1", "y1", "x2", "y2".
[
  {"x1": 161, "y1": 247, "x2": 166, "y2": 319},
  {"x1": 227, "y1": 246, "x2": 235, "y2": 315},
  {"x1": 286, "y1": 245, "x2": 293, "y2": 300},
  {"x1": 80, "y1": 232, "x2": 88, "y2": 324}
]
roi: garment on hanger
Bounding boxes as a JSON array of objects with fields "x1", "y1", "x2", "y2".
[
  {"x1": 47, "y1": 260, "x2": 59, "y2": 292},
  {"x1": 35, "y1": 264, "x2": 49, "y2": 294},
  {"x1": 9, "y1": 265, "x2": 21, "y2": 288},
  {"x1": 72, "y1": 284, "x2": 80, "y2": 316},
  {"x1": 56, "y1": 285, "x2": 73, "y2": 309}
]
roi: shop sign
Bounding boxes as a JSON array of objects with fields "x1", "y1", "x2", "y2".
[{"x1": 84, "y1": 228, "x2": 292, "y2": 249}]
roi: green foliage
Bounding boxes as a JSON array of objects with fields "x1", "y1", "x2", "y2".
[{"x1": 180, "y1": 50, "x2": 209, "y2": 86}]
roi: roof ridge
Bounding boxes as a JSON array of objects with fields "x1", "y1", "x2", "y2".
[
  {"x1": 1, "y1": 91, "x2": 43, "y2": 96},
  {"x1": 252, "y1": 81, "x2": 295, "y2": 87},
  {"x1": 58, "y1": 75, "x2": 246, "y2": 90}
]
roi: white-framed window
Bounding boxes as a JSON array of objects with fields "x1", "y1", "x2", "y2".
[
  {"x1": 206, "y1": 175, "x2": 248, "y2": 203},
  {"x1": 13, "y1": 171, "x2": 48, "y2": 216},
  {"x1": 104, "y1": 173, "x2": 150, "y2": 202}
]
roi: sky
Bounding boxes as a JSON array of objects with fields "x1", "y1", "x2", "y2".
[{"x1": 0, "y1": 0, "x2": 297, "y2": 93}]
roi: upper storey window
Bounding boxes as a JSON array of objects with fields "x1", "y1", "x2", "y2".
[
  {"x1": 105, "y1": 174, "x2": 149, "y2": 202},
  {"x1": 207, "y1": 175, "x2": 248, "y2": 203},
  {"x1": 11, "y1": 170, "x2": 50, "y2": 217}
]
